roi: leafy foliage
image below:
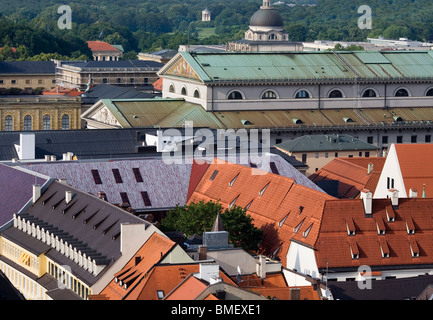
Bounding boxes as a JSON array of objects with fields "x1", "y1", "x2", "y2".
[
  {"x1": 0, "y1": 0, "x2": 432, "y2": 60},
  {"x1": 160, "y1": 200, "x2": 263, "y2": 252}
]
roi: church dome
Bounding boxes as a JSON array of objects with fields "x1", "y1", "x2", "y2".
[{"x1": 249, "y1": 7, "x2": 283, "y2": 28}]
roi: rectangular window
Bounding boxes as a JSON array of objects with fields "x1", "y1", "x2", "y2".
[
  {"x1": 325, "y1": 152, "x2": 328, "y2": 158},
  {"x1": 315, "y1": 153, "x2": 319, "y2": 158},
  {"x1": 91, "y1": 170, "x2": 102, "y2": 184},
  {"x1": 0, "y1": 80, "x2": 3, "y2": 84},
  {"x1": 270, "y1": 162, "x2": 279, "y2": 174},
  {"x1": 397, "y1": 136, "x2": 403, "y2": 144},
  {"x1": 209, "y1": 170, "x2": 219, "y2": 181},
  {"x1": 359, "y1": 152, "x2": 362, "y2": 157},
  {"x1": 141, "y1": 191, "x2": 152, "y2": 206},
  {"x1": 102, "y1": 78, "x2": 108, "y2": 84},
  {"x1": 367, "y1": 136, "x2": 373, "y2": 144},
  {"x1": 120, "y1": 192, "x2": 130, "y2": 204},
  {"x1": 112, "y1": 169, "x2": 123, "y2": 183},
  {"x1": 11, "y1": 80, "x2": 16, "y2": 84},
  {"x1": 411, "y1": 135, "x2": 417, "y2": 143},
  {"x1": 365, "y1": 151, "x2": 370, "y2": 157},
  {"x1": 425, "y1": 135, "x2": 432, "y2": 143},
  {"x1": 335, "y1": 152, "x2": 338, "y2": 158},
  {"x1": 133, "y1": 168, "x2": 143, "y2": 182},
  {"x1": 302, "y1": 154, "x2": 307, "y2": 163},
  {"x1": 382, "y1": 136, "x2": 388, "y2": 144}
]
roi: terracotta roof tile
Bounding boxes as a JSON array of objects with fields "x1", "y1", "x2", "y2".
[
  {"x1": 96, "y1": 232, "x2": 175, "y2": 300},
  {"x1": 86, "y1": 41, "x2": 119, "y2": 52},
  {"x1": 394, "y1": 144, "x2": 433, "y2": 197},
  {"x1": 310, "y1": 157, "x2": 385, "y2": 198},
  {"x1": 188, "y1": 160, "x2": 334, "y2": 266},
  {"x1": 316, "y1": 197, "x2": 433, "y2": 270}
]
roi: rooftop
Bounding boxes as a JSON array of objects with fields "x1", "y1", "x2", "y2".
[
  {"x1": 309, "y1": 157, "x2": 385, "y2": 198},
  {"x1": 0, "y1": 61, "x2": 55, "y2": 74},
  {"x1": 86, "y1": 41, "x2": 121, "y2": 53},
  {"x1": 275, "y1": 134, "x2": 379, "y2": 153}
]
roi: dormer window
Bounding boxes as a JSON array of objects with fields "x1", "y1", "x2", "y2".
[
  {"x1": 278, "y1": 212, "x2": 289, "y2": 228},
  {"x1": 303, "y1": 223, "x2": 313, "y2": 238},
  {"x1": 229, "y1": 195, "x2": 239, "y2": 209},
  {"x1": 406, "y1": 217, "x2": 415, "y2": 235},
  {"x1": 376, "y1": 218, "x2": 386, "y2": 235},
  {"x1": 229, "y1": 173, "x2": 239, "y2": 187},
  {"x1": 379, "y1": 238, "x2": 390, "y2": 258},
  {"x1": 346, "y1": 218, "x2": 356, "y2": 236},
  {"x1": 349, "y1": 239, "x2": 359, "y2": 260},
  {"x1": 293, "y1": 218, "x2": 305, "y2": 233},
  {"x1": 259, "y1": 182, "x2": 270, "y2": 196},
  {"x1": 409, "y1": 239, "x2": 420, "y2": 258}
]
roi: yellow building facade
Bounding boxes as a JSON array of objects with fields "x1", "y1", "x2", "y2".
[
  {"x1": 0, "y1": 215, "x2": 92, "y2": 300},
  {"x1": 0, "y1": 96, "x2": 82, "y2": 131}
]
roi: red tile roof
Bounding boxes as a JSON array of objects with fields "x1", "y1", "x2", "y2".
[
  {"x1": 394, "y1": 144, "x2": 433, "y2": 197},
  {"x1": 92, "y1": 232, "x2": 176, "y2": 300},
  {"x1": 309, "y1": 157, "x2": 385, "y2": 199},
  {"x1": 315, "y1": 197, "x2": 433, "y2": 270},
  {"x1": 188, "y1": 160, "x2": 335, "y2": 266},
  {"x1": 86, "y1": 41, "x2": 120, "y2": 52},
  {"x1": 164, "y1": 274, "x2": 211, "y2": 300}
]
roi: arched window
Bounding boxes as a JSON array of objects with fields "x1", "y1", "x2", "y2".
[
  {"x1": 169, "y1": 84, "x2": 175, "y2": 93},
  {"x1": 362, "y1": 89, "x2": 377, "y2": 97},
  {"x1": 426, "y1": 88, "x2": 433, "y2": 96},
  {"x1": 395, "y1": 88, "x2": 409, "y2": 97},
  {"x1": 24, "y1": 115, "x2": 32, "y2": 131},
  {"x1": 328, "y1": 89, "x2": 344, "y2": 98},
  {"x1": 194, "y1": 89, "x2": 200, "y2": 98},
  {"x1": 43, "y1": 115, "x2": 51, "y2": 130},
  {"x1": 261, "y1": 90, "x2": 277, "y2": 99},
  {"x1": 181, "y1": 87, "x2": 187, "y2": 96},
  {"x1": 295, "y1": 90, "x2": 310, "y2": 99},
  {"x1": 227, "y1": 90, "x2": 243, "y2": 100},
  {"x1": 5, "y1": 115, "x2": 13, "y2": 131},
  {"x1": 62, "y1": 114, "x2": 70, "y2": 130}
]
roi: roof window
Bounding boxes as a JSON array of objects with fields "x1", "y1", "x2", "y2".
[
  {"x1": 229, "y1": 173, "x2": 239, "y2": 187},
  {"x1": 406, "y1": 217, "x2": 415, "y2": 235},
  {"x1": 209, "y1": 170, "x2": 219, "y2": 181},
  {"x1": 157, "y1": 290, "x2": 164, "y2": 299},
  {"x1": 278, "y1": 212, "x2": 289, "y2": 228},
  {"x1": 410, "y1": 239, "x2": 419, "y2": 258},
  {"x1": 132, "y1": 168, "x2": 144, "y2": 182},
  {"x1": 141, "y1": 191, "x2": 152, "y2": 206},
  {"x1": 91, "y1": 169, "x2": 102, "y2": 185},
  {"x1": 112, "y1": 169, "x2": 123, "y2": 184},
  {"x1": 293, "y1": 218, "x2": 305, "y2": 233},
  {"x1": 259, "y1": 182, "x2": 270, "y2": 196},
  {"x1": 244, "y1": 199, "x2": 253, "y2": 210},
  {"x1": 346, "y1": 218, "x2": 356, "y2": 236},
  {"x1": 229, "y1": 195, "x2": 239, "y2": 209},
  {"x1": 349, "y1": 239, "x2": 359, "y2": 260},
  {"x1": 303, "y1": 223, "x2": 313, "y2": 238}
]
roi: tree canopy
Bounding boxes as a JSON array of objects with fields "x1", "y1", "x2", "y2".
[
  {"x1": 160, "y1": 200, "x2": 263, "y2": 252},
  {"x1": 0, "y1": 0, "x2": 432, "y2": 60}
]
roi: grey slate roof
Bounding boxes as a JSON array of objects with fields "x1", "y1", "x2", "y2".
[
  {"x1": 0, "y1": 164, "x2": 49, "y2": 228},
  {"x1": 2, "y1": 180, "x2": 148, "y2": 286},
  {"x1": 80, "y1": 84, "x2": 155, "y2": 104},
  {"x1": 275, "y1": 134, "x2": 380, "y2": 153},
  {"x1": 0, "y1": 61, "x2": 55, "y2": 74},
  {"x1": 63, "y1": 60, "x2": 163, "y2": 69}
]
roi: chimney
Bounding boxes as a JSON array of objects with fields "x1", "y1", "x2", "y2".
[
  {"x1": 360, "y1": 189, "x2": 372, "y2": 216},
  {"x1": 65, "y1": 191, "x2": 73, "y2": 204},
  {"x1": 17, "y1": 134, "x2": 35, "y2": 160},
  {"x1": 256, "y1": 255, "x2": 267, "y2": 279},
  {"x1": 289, "y1": 288, "x2": 301, "y2": 300},
  {"x1": 198, "y1": 245, "x2": 207, "y2": 260},
  {"x1": 367, "y1": 162, "x2": 374, "y2": 175},
  {"x1": 199, "y1": 263, "x2": 220, "y2": 283},
  {"x1": 98, "y1": 192, "x2": 107, "y2": 201},
  {"x1": 33, "y1": 184, "x2": 41, "y2": 203},
  {"x1": 409, "y1": 188, "x2": 418, "y2": 198},
  {"x1": 388, "y1": 189, "x2": 399, "y2": 207}
]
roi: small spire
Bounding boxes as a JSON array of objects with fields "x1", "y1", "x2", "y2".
[{"x1": 211, "y1": 213, "x2": 225, "y2": 232}]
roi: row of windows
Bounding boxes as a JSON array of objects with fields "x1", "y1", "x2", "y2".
[
  {"x1": 48, "y1": 261, "x2": 90, "y2": 299},
  {"x1": 225, "y1": 87, "x2": 433, "y2": 100},
  {"x1": 0, "y1": 79, "x2": 56, "y2": 85},
  {"x1": 4, "y1": 114, "x2": 70, "y2": 131},
  {"x1": 169, "y1": 84, "x2": 201, "y2": 98},
  {"x1": 102, "y1": 77, "x2": 148, "y2": 84}
]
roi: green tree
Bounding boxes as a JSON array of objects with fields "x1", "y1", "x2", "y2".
[{"x1": 160, "y1": 200, "x2": 263, "y2": 252}]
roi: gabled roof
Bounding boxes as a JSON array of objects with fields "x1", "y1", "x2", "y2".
[
  {"x1": 309, "y1": 157, "x2": 385, "y2": 198},
  {"x1": 20, "y1": 158, "x2": 192, "y2": 210},
  {"x1": 394, "y1": 144, "x2": 433, "y2": 197},
  {"x1": 188, "y1": 160, "x2": 334, "y2": 265},
  {"x1": 1, "y1": 180, "x2": 148, "y2": 286},
  {"x1": 93, "y1": 232, "x2": 176, "y2": 300},
  {"x1": 0, "y1": 61, "x2": 55, "y2": 74},
  {"x1": 275, "y1": 134, "x2": 379, "y2": 153},
  {"x1": 0, "y1": 164, "x2": 49, "y2": 227},
  {"x1": 80, "y1": 84, "x2": 155, "y2": 104},
  {"x1": 61, "y1": 60, "x2": 163, "y2": 70},
  {"x1": 316, "y1": 197, "x2": 433, "y2": 271},
  {"x1": 159, "y1": 51, "x2": 433, "y2": 84},
  {"x1": 86, "y1": 41, "x2": 121, "y2": 52}
]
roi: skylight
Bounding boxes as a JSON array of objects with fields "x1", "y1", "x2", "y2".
[
  {"x1": 209, "y1": 170, "x2": 219, "y2": 181},
  {"x1": 229, "y1": 173, "x2": 239, "y2": 187},
  {"x1": 132, "y1": 168, "x2": 144, "y2": 182},
  {"x1": 259, "y1": 182, "x2": 270, "y2": 196},
  {"x1": 91, "y1": 169, "x2": 102, "y2": 185},
  {"x1": 112, "y1": 169, "x2": 123, "y2": 184}
]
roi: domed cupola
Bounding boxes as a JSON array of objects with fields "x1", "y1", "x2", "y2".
[{"x1": 249, "y1": 0, "x2": 284, "y2": 31}]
